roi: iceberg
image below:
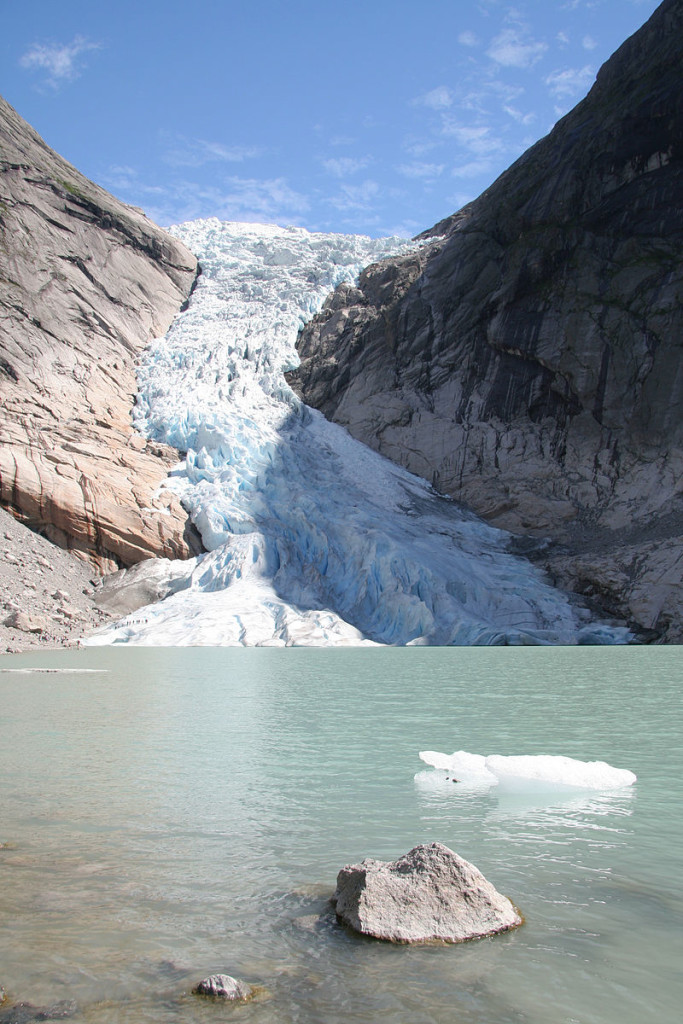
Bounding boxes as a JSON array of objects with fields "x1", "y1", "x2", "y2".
[
  {"x1": 418, "y1": 750, "x2": 637, "y2": 791},
  {"x1": 86, "y1": 219, "x2": 632, "y2": 647}
]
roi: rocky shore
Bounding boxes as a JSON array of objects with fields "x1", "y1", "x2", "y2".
[{"x1": 0, "y1": 507, "x2": 113, "y2": 653}]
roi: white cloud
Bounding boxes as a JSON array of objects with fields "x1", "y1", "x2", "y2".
[
  {"x1": 217, "y1": 176, "x2": 310, "y2": 218},
  {"x1": 328, "y1": 179, "x2": 380, "y2": 211},
  {"x1": 124, "y1": 175, "x2": 309, "y2": 228},
  {"x1": 582, "y1": 34, "x2": 597, "y2": 50},
  {"x1": 487, "y1": 28, "x2": 548, "y2": 68},
  {"x1": 446, "y1": 190, "x2": 477, "y2": 211},
  {"x1": 451, "y1": 158, "x2": 494, "y2": 179},
  {"x1": 162, "y1": 135, "x2": 263, "y2": 167},
  {"x1": 545, "y1": 64, "x2": 595, "y2": 98},
  {"x1": 458, "y1": 31, "x2": 479, "y2": 47},
  {"x1": 456, "y1": 80, "x2": 523, "y2": 119},
  {"x1": 557, "y1": 31, "x2": 570, "y2": 46},
  {"x1": 486, "y1": 80, "x2": 525, "y2": 103},
  {"x1": 322, "y1": 156, "x2": 371, "y2": 177},
  {"x1": 503, "y1": 105, "x2": 535, "y2": 125},
  {"x1": 103, "y1": 166, "x2": 166, "y2": 197},
  {"x1": 441, "y1": 121, "x2": 504, "y2": 157},
  {"x1": 329, "y1": 135, "x2": 356, "y2": 147},
  {"x1": 413, "y1": 85, "x2": 454, "y2": 110},
  {"x1": 403, "y1": 137, "x2": 442, "y2": 158},
  {"x1": 19, "y1": 35, "x2": 100, "y2": 88},
  {"x1": 382, "y1": 218, "x2": 423, "y2": 239},
  {"x1": 396, "y1": 162, "x2": 445, "y2": 179}
]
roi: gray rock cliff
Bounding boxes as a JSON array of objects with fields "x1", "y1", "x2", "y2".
[
  {"x1": 290, "y1": 0, "x2": 683, "y2": 641},
  {"x1": 0, "y1": 95, "x2": 200, "y2": 570}
]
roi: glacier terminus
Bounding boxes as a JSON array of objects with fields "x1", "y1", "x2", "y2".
[{"x1": 86, "y1": 220, "x2": 631, "y2": 647}]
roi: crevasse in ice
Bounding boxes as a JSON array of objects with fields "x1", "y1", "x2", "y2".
[{"x1": 87, "y1": 219, "x2": 631, "y2": 646}]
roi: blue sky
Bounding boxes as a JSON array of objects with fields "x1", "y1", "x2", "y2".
[{"x1": 2, "y1": 0, "x2": 660, "y2": 237}]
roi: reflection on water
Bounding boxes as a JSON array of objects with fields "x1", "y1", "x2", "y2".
[
  {"x1": 0, "y1": 645, "x2": 681, "y2": 1024},
  {"x1": 414, "y1": 768, "x2": 636, "y2": 818}
]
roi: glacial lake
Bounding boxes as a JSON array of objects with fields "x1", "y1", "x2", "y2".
[{"x1": 0, "y1": 645, "x2": 681, "y2": 1024}]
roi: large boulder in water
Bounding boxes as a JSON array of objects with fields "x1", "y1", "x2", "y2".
[
  {"x1": 332, "y1": 842, "x2": 522, "y2": 943},
  {"x1": 192, "y1": 975, "x2": 252, "y2": 1002}
]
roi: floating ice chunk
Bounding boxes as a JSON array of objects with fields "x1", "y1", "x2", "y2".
[
  {"x1": 485, "y1": 754, "x2": 636, "y2": 792},
  {"x1": 418, "y1": 750, "x2": 636, "y2": 791},
  {"x1": 0, "y1": 668, "x2": 109, "y2": 674},
  {"x1": 419, "y1": 750, "x2": 498, "y2": 784}
]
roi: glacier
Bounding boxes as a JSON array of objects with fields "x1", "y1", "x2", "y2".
[{"x1": 86, "y1": 219, "x2": 631, "y2": 647}]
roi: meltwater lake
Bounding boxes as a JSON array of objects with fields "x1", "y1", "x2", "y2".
[{"x1": 1, "y1": 646, "x2": 681, "y2": 1024}]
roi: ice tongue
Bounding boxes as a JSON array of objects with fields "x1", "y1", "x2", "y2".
[{"x1": 86, "y1": 220, "x2": 632, "y2": 648}]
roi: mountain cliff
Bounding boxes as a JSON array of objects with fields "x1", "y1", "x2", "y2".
[
  {"x1": 0, "y1": 95, "x2": 201, "y2": 571},
  {"x1": 289, "y1": 0, "x2": 683, "y2": 641}
]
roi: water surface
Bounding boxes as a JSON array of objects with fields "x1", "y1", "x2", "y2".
[{"x1": 0, "y1": 646, "x2": 680, "y2": 1023}]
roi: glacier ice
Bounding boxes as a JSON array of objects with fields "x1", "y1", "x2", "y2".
[
  {"x1": 417, "y1": 750, "x2": 637, "y2": 791},
  {"x1": 86, "y1": 218, "x2": 632, "y2": 647}
]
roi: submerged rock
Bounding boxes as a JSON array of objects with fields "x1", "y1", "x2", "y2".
[
  {"x1": 192, "y1": 975, "x2": 252, "y2": 1002},
  {"x1": 333, "y1": 842, "x2": 522, "y2": 943},
  {"x1": 0, "y1": 1002, "x2": 77, "y2": 1024}
]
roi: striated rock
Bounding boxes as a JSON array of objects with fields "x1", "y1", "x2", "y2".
[
  {"x1": 546, "y1": 532, "x2": 683, "y2": 639},
  {"x1": 332, "y1": 842, "x2": 522, "y2": 943},
  {"x1": 0, "y1": 94, "x2": 201, "y2": 572},
  {"x1": 290, "y1": 0, "x2": 683, "y2": 641},
  {"x1": 192, "y1": 975, "x2": 252, "y2": 1001}
]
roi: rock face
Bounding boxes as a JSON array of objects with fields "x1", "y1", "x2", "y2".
[
  {"x1": 0, "y1": 94, "x2": 201, "y2": 571},
  {"x1": 332, "y1": 842, "x2": 522, "y2": 943},
  {"x1": 290, "y1": 0, "x2": 683, "y2": 641},
  {"x1": 93, "y1": 555, "x2": 193, "y2": 617}
]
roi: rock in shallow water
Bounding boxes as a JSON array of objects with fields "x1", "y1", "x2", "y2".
[
  {"x1": 0, "y1": 1002, "x2": 77, "y2": 1024},
  {"x1": 333, "y1": 842, "x2": 522, "y2": 943},
  {"x1": 192, "y1": 975, "x2": 252, "y2": 1001}
]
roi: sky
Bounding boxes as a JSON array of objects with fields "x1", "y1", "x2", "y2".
[{"x1": 1, "y1": 0, "x2": 661, "y2": 238}]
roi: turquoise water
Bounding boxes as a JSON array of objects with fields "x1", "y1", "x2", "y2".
[{"x1": 0, "y1": 646, "x2": 681, "y2": 1023}]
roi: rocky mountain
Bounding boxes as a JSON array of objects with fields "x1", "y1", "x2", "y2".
[
  {"x1": 290, "y1": 0, "x2": 683, "y2": 641},
  {"x1": 0, "y1": 95, "x2": 200, "y2": 572}
]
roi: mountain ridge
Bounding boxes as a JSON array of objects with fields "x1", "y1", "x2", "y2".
[
  {"x1": 0, "y1": 93, "x2": 201, "y2": 572},
  {"x1": 289, "y1": 0, "x2": 683, "y2": 641}
]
